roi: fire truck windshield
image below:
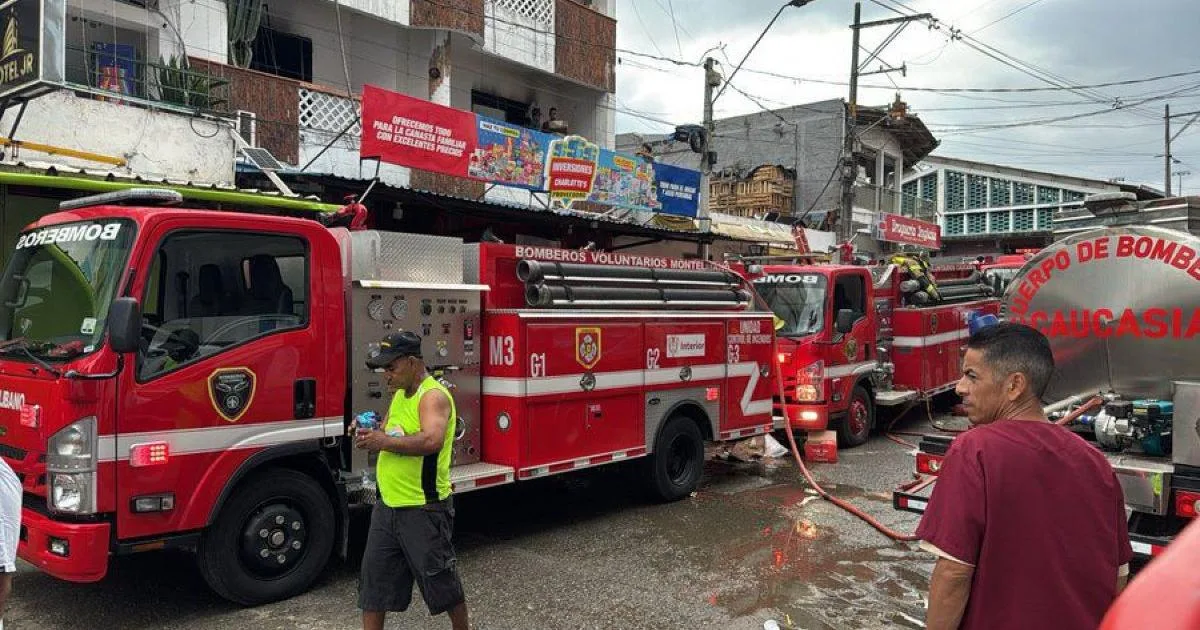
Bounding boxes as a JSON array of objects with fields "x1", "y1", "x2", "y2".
[
  {"x1": 0, "y1": 219, "x2": 136, "y2": 360},
  {"x1": 754, "y1": 274, "x2": 827, "y2": 337}
]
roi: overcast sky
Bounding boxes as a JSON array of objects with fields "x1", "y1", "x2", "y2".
[{"x1": 613, "y1": 0, "x2": 1200, "y2": 194}]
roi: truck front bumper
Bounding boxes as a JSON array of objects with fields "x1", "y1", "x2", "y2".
[{"x1": 18, "y1": 506, "x2": 110, "y2": 582}]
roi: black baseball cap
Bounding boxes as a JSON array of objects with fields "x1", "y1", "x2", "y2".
[{"x1": 366, "y1": 331, "x2": 423, "y2": 369}]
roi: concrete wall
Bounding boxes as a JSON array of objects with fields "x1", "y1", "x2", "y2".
[
  {"x1": 484, "y1": 0, "x2": 555, "y2": 74},
  {"x1": 623, "y1": 100, "x2": 846, "y2": 220},
  {"x1": 450, "y1": 41, "x2": 607, "y2": 144},
  {"x1": 319, "y1": 0, "x2": 412, "y2": 26},
  {"x1": 164, "y1": 0, "x2": 228, "y2": 63},
  {"x1": 264, "y1": 0, "x2": 426, "y2": 94},
  {"x1": 1, "y1": 90, "x2": 234, "y2": 183}
]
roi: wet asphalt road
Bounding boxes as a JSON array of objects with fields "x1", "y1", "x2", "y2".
[{"x1": 6, "y1": 409, "x2": 945, "y2": 630}]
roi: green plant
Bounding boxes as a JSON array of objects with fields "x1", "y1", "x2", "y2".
[{"x1": 156, "y1": 55, "x2": 211, "y2": 109}]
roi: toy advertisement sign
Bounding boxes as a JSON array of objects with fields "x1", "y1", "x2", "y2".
[
  {"x1": 587, "y1": 148, "x2": 659, "y2": 211},
  {"x1": 469, "y1": 117, "x2": 550, "y2": 190},
  {"x1": 545, "y1": 135, "x2": 600, "y2": 209},
  {"x1": 360, "y1": 84, "x2": 700, "y2": 217}
]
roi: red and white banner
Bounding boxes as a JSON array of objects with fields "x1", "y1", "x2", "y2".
[
  {"x1": 877, "y1": 212, "x2": 942, "y2": 249},
  {"x1": 360, "y1": 84, "x2": 475, "y2": 175}
]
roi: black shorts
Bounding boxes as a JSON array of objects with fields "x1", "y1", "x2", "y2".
[{"x1": 358, "y1": 499, "x2": 465, "y2": 615}]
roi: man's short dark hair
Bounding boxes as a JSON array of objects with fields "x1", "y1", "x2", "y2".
[{"x1": 966, "y1": 322, "x2": 1055, "y2": 398}]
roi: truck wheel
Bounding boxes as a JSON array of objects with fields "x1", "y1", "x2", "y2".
[
  {"x1": 837, "y1": 385, "x2": 874, "y2": 448},
  {"x1": 197, "y1": 468, "x2": 335, "y2": 606},
  {"x1": 645, "y1": 414, "x2": 705, "y2": 502}
]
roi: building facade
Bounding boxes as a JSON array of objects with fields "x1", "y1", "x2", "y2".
[
  {"x1": 901, "y1": 155, "x2": 1151, "y2": 258},
  {"x1": 617, "y1": 99, "x2": 939, "y2": 233},
  {"x1": 1, "y1": 0, "x2": 618, "y2": 204}
]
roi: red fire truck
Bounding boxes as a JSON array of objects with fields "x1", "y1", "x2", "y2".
[
  {"x1": 0, "y1": 189, "x2": 775, "y2": 605},
  {"x1": 738, "y1": 255, "x2": 999, "y2": 447}
]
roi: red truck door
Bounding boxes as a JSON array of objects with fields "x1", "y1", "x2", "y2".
[{"x1": 113, "y1": 219, "x2": 337, "y2": 542}]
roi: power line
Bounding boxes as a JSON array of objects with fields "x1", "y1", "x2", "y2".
[
  {"x1": 970, "y1": 0, "x2": 1046, "y2": 35},
  {"x1": 617, "y1": 48, "x2": 1200, "y2": 96}
]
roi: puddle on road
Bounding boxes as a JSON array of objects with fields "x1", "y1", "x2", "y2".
[{"x1": 692, "y1": 460, "x2": 930, "y2": 629}]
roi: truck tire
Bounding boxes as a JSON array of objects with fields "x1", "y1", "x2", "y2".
[
  {"x1": 837, "y1": 384, "x2": 874, "y2": 448},
  {"x1": 645, "y1": 414, "x2": 705, "y2": 502},
  {"x1": 197, "y1": 468, "x2": 336, "y2": 606}
]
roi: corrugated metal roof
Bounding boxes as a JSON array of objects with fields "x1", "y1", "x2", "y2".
[{"x1": 0, "y1": 159, "x2": 326, "y2": 202}]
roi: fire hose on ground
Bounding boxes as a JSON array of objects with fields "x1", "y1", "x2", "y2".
[{"x1": 774, "y1": 365, "x2": 922, "y2": 543}]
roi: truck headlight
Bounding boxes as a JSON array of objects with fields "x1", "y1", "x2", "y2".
[
  {"x1": 51, "y1": 473, "x2": 92, "y2": 513},
  {"x1": 47, "y1": 417, "x2": 98, "y2": 514},
  {"x1": 54, "y1": 426, "x2": 87, "y2": 457}
]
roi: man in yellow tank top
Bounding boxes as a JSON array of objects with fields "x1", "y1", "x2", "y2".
[{"x1": 355, "y1": 331, "x2": 469, "y2": 630}]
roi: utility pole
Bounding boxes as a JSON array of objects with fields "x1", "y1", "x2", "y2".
[
  {"x1": 1163, "y1": 104, "x2": 1200, "y2": 197},
  {"x1": 838, "y1": 2, "x2": 862, "y2": 244},
  {"x1": 699, "y1": 57, "x2": 719, "y2": 260},
  {"x1": 1165, "y1": 104, "x2": 1172, "y2": 196},
  {"x1": 1175, "y1": 170, "x2": 1191, "y2": 195},
  {"x1": 836, "y1": 2, "x2": 931, "y2": 243}
]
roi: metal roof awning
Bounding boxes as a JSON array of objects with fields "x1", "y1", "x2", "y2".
[{"x1": 0, "y1": 160, "x2": 341, "y2": 213}]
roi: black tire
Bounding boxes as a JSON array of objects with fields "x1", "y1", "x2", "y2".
[
  {"x1": 197, "y1": 468, "x2": 336, "y2": 606},
  {"x1": 836, "y1": 384, "x2": 875, "y2": 448},
  {"x1": 645, "y1": 414, "x2": 705, "y2": 502}
]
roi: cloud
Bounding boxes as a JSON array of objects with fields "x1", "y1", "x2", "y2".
[{"x1": 614, "y1": 0, "x2": 1200, "y2": 192}]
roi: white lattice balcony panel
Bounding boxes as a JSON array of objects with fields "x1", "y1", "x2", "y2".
[
  {"x1": 299, "y1": 88, "x2": 362, "y2": 136},
  {"x1": 493, "y1": 0, "x2": 554, "y2": 25}
]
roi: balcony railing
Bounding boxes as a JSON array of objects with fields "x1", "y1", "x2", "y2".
[
  {"x1": 189, "y1": 58, "x2": 303, "y2": 165},
  {"x1": 64, "y1": 45, "x2": 228, "y2": 112},
  {"x1": 555, "y1": 0, "x2": 615, "y2": 91},
  {"x1": 412, "y1": 0, "x2": 486, "y2": 37},
  {"x1": 854, "y1": 183, "x2": 938, "y2": 224}
]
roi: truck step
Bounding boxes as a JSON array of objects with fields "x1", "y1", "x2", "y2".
[
  {"x1": 450, "y1": 462, "x2": 516, "y2": 494},
  {"x1": 875, "y1": 390, "x2": 919, "y2": 406}
]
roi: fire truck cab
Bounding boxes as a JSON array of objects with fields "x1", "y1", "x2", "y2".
[{"x1": 736, "y1": 254, "x2": 999, "y2": 447}]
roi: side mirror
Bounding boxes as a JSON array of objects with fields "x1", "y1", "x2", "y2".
[
  {"x1": 108, "y1": 297, "x2": 142, "y2": 354},
  {"x1": 835, "y1": 308, "x2": 856, "y2": 335}
]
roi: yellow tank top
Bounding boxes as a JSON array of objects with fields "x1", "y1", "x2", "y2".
[{"x1": 376, "y1": 375, "x2": 457, "y2": 507}]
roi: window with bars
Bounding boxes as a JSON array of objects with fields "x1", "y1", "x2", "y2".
[
  {"x1": 946, "y1": 171, "x2": 965, "y2": 210},
  {"x1": 1037, "y1": 186, "x2": 1060, "y2": 205},
  {"x1": 1014, "y1": 182, "x2": 1035, "y2": 205},
  {"x1": 1013, "y1": 209, "x2": 1036, "y2": 231},
  {"x1": 989, "y1": 178, "x2": 1011, "y2": 207},
  {"x1": 945, "y1": 214, "x2": 965, "y2": 235},
  {"x1": 902, "y1": 181, "x2": 917, "y2": 214},
  {"x1": 990, "y1": 211, "x2": 1011, "y2": 232},
  {"x1": 1038, "y1": 209, "x2": 1054, "y2": 229},
  {"x1": 967, "y1": 175, "x2": 988, "y2": 209},
  {"x1": 967, "y1": 212, "x2": 988, "y2": 234},
  {"x1": 920, "y1": 174, "x2": 937, "y2": 201}
]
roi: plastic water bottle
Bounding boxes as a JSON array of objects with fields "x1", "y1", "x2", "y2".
[
  {"x1": 354, "y1": 412, "x2": 380, "y2": 488},
  {"x1": 355, "y1": 411, "x2": 380, "y2": 431}
]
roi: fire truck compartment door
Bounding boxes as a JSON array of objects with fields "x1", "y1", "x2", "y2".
[
  {"x1": 723, "y1": 317, "x2": 776, "y2": 429},
  {"x1": 523, "y1": 322, "x2": 644, "y2": 465}
]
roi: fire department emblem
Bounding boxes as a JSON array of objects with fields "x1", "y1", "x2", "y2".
[
  {"x1": 208, "y1": 368, "x2": 256, "y2": 423},
  {"x1": 844, "y1": 338, "x2": 858, "y2": 361},
  {"x1": 575, "y1": 327, "x2": 602, "y2": 370}
]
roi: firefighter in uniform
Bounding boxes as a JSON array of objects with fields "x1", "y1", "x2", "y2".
[{"x1": 355, "y1": 331, "x2": 469, "y2": 630}]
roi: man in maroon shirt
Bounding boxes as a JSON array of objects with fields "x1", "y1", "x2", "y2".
[{"x1": 917, "y1": 322, "x2": 1133, "y2": 629}]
